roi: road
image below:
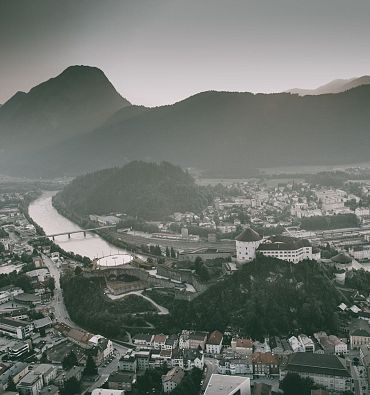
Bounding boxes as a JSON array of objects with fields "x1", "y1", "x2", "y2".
[
  {"x1": 42, "y1": 254, "x2": 79, "y2": 328},
  {"x1": 107, "y1": 290, "x2": 170, "y2": 315},
  {"x1": 202, "y1": 357, "x2": 219, "y2": 392},
  {"x1": 42, "y1": 253, "x2": 129, "y2": 353},
  {"x1": 42, "y1": 252, "x2": 131, "y2": 394}
]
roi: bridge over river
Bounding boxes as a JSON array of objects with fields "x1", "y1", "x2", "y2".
[{"x1": 34, "y1": 225, "x2": 116, "y2": 240}]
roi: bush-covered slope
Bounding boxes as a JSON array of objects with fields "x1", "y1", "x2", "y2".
[{"x1": 149, "y1": 256, "x2": 341, "y2": 338}]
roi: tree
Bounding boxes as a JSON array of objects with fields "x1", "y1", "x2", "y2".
[
  {"x1": 154, "y1": 245, "x2": 162, "y2": 256},
  {"x1": 20, "y1": 253, "x2": 33, "y2": 264},
  {"x1": 170, "y1": 247, "x2": 176, "y2": 258},
  {"x1": 14, "y1": 275, "x2": 33, "y2": 292},
  {"x1": 166, "y1": 247, "x2": 170, "y2": 257},
  {"x1": 194, "y1": 258, "x2": 209, "y2": 282},
  {"x1": 62, "y1": 351, "x2": 78, "y2": 370},
  {"x1": 40, "y1": 351, "x2": 49, "y2": 363},
  {"x1": 0, "y1": 242, "x2": 5, "y2": 254},
  {"x1": 61, "y1": 377, "x2": 81, "y2": 395},
  {"x1": 7, "y1": 376, "x2": 17, "y2": 391},
  {"x1": 83, "y1": 355, "x2": 97, "y2": 376},
  {"x1": 74, "y1": 266, "x2": 82, "y2": 275},
  {"x1": 280, "y1": 373, "x2": 315, "y2": 395},
  {"x1": 46, "y1": 277, "x2": 55, "y2": 294}
]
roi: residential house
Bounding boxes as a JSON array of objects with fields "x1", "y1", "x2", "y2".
[
  {"x1": 162, "y1": 367, "x2": 185, "y2": 393},
  {"x1": 231, "y1": 338, "x2": 253, "y2": 355},
  {"x1": 132, "y1": 334, "x2": 153, "y2": 349},
  {"x1": 206, "y1": 330, "x2": 223, "y2": 354},
  {"x1": 314, "y1": 332, "x2": 348, "y2": 355},
  {"x1": 218, "y1": 357, "x2": 253, "y2": 376},
  {"x1": 298, "y1": 334, "x2": 315, "y2": 352},
  {"x1": 350, "y1": 319, "x2": 370, "y2": 349},
  {"x1": 55, "y1": 366, "x2": 83, "y2": 388},
  {"x1": 188, "y1": 332, "x2": 208, "y2": 350},
  {"x1": 252, "y1": 353, "x2": 279, "y2": 377},
  {"x1": 153, "y1": 334, "x2": 167, "y2": 350},
  {"x1": 119, "y1": 351, "x2": 137, "y2": 373},
  {"x1": 108, "y1": 371, "x2": 135, "y2": 392},
  {"x1": 163, "y1": 334, "x2": 179, "y2": 351},
  {"x1": 17, "y1": 372, "x2": 43, "y2": 395},
  {"x1": 0, "y1": 362, "x2": 29, "y2": 390},
  {"x1": 183, "y1": 349, "x2": 204, "y2": 370}
]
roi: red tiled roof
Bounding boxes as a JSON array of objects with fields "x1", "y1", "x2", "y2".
[{"x1": 207, "y1": 330, "x2": 223, "y2": 345}]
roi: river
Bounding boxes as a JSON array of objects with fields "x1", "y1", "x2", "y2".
[{"x1": 28, "y1": 190, "x2": 131, "y2": 260}]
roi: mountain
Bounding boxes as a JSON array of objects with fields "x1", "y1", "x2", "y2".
[
  {"x1": 288, "y1": 75, "x2": 370, "y2": 95},
  {"x1": 18, "y1": 84, "x2": 370, "y2": 178},
  {"x1": 0, "y1": 65, "x2": 130, "y2": 169},
  {"x1": 54, "y1": 161, "x2": 212, "y2": 220},
  {"x1": 2, "y1": 67, "x2": 370, "y2": 178}
]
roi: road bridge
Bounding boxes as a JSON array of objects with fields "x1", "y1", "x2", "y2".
[{"x1": 35, "y1": 225, "x2": 116, "y2": 240}]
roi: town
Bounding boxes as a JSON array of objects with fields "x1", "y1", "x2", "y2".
[{"x1": 1, "y1": 169, "x2": 370, "y2": 395}]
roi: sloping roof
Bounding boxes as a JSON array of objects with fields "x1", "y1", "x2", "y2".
[
  {"x1": 0, "y1": 362, "x2": 28, "y2": 385},
  {"x1": 252, "y1": 352, "x2": 278, "y2": 365},
  {"x1": 331, "y1": 253, "x2": 352, "y2": 264},
  {"x1": 189, "y1": 331, "x2": 208, "y2": 341},
  {"x1": 183, "y1": 348, "x2": 202, "y2": 361},
  {"x1": 0, "y1": 317, "x2": 30, "y2": 328},
  {"x1": 133, "y1": 333, "x2": 153, "y2": 342},
  {"x1": 207, "y1": 330, "x2": 223, "y2": 346},
  {"x1": 257, "y1": 236, "x2": 311, "y2": 251},
  {"x1": 235, "y1": 228, "x2": 262, "y2": 242},
  {"x1": 162, "y1": 367, "x2": 185, "y2": 385},
  {"x1": 153, "y1": 334, "x2": 167, "y2": 343},
  {"x1": 33, "y1": 317, "x2": 52, "y2": 329},
  {"x1": 349, "y1": 318, "x2": 370, "y2": 337},
  {"x1": 235, "y1": 338, "x2": 253, "y2": 348},
  {"x1": 286, "y1": 353, "x2": 350, "y2": 378}
]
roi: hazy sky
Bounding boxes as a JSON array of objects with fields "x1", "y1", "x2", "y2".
[{"x1": 1, "y1": 0, "x2": 370, "y2": 107}]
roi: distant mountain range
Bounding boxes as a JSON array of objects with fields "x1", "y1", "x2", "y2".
[
  {"x1": 287, "y1": 75, "x2": 370, "y2": 96},
  {"x1": 1, "y1": 66, "x2": 370, "y2": 178}
]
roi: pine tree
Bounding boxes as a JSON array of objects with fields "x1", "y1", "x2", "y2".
[
  {"x1": 7, "y1": 376, "x2": 17, "y2": 391},
  {"x1": 83, "y1": 355, "x2": 98, "y2": 376},
  {"x1": 61, "y1": 377, "x2": 81, "y2": 395}
]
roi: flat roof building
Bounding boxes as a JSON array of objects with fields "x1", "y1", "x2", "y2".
[{"x1": 204, "y1": 374, "x2": 251, "y2": 395}]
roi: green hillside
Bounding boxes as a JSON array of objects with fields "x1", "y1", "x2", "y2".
[{"x1": 54, "y1": 161, "x2": 212, "y2": 220}]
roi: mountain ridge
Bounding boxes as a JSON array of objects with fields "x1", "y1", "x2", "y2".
[
  {"x1": 1, "y1": 67, "x2": 370, "y2": 178},
  {"x1": 287, "y1": 75, "x2": 370, "y2": 96}
]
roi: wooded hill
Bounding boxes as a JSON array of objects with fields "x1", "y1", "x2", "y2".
[{"x1": 54, "y1": 161, "x2": 212, "y2": 220}]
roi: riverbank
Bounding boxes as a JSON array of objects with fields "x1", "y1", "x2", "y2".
[
  {"x1": 22, "y1": 193, "x2": 92, "y2": 265},
  {"x1": 52, "y1": 192, "x2": 142, "y2": 255},
  {"x1": 29, "y1": 191, "x2": 141, "y2": 261}
]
